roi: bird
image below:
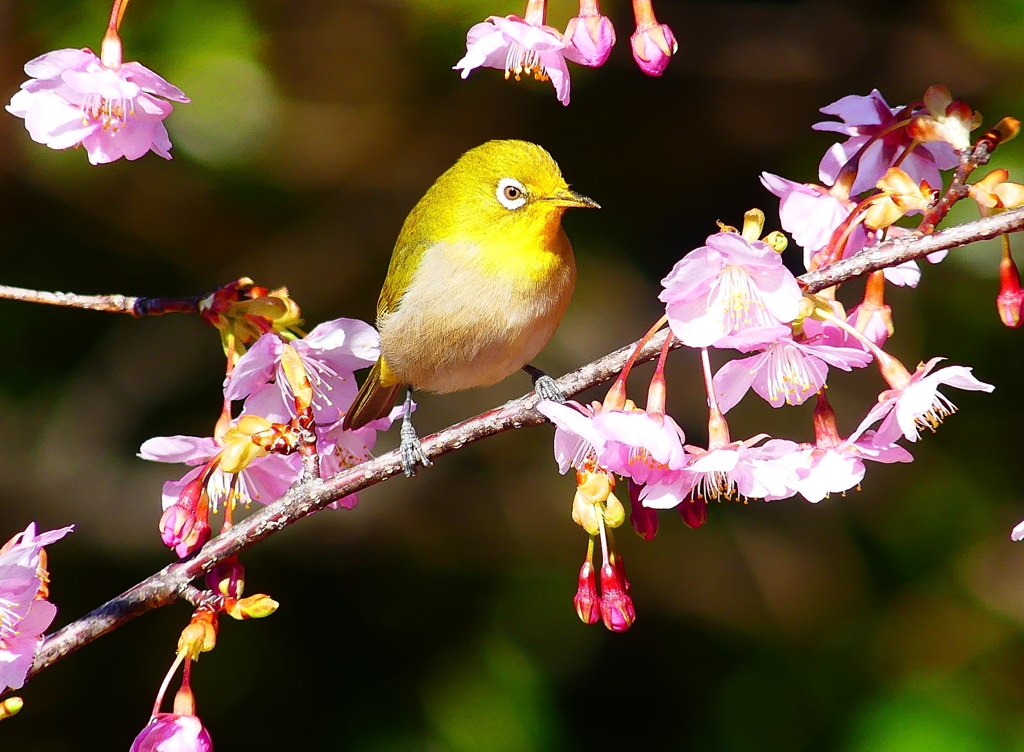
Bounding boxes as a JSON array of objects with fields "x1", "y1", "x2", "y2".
[{"x1": 342, "y1": 139, "x2": 598, "y2": 476}]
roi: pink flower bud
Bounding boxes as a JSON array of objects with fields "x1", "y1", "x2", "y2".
[
  {"x1": 159, "y1": 503, "x2": 211, "y2": 558},
  {"x1": 573, "y1": 559, "x2": 600, "y2": 625},
  {"x1": 628, "y1": 480, "x2": 659, "y2": 540},
  {"x1": 565, "y1": 13, "x2": 616, "y2": 67},
  {"x1": 599, "y1": 562, "x2": 635, "y2": 631},
  {"x1": 206, "y1": 556, "x2": 245, "y2": 598},
  {"x1": 678, "y1": 495, "x2": 707, "y2": 529},
  {"x1": 130, "y1": 713, "x2": 212, "y2": 752},
  {"x1": 629, "y1": 0, "x2": 678, "y2": 79},
  {"x1": 998, "y1": 248, "x2": 1024, "y2": 328},
  {"x1": 631, "y1": 24, "x2": 676, "y2": 76}
]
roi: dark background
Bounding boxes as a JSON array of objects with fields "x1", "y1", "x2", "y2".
[{"x1": 2, "y1": 0, "x2": 1024, "y2": 749}]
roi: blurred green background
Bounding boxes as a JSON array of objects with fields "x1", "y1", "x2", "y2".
[{"x1": 2, "y1": 0, "x2": 1024, "y2": 749}]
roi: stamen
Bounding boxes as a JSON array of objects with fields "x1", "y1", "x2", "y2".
[{"x1": 710, "y1": 266, "x2": 774, "y2": 333}]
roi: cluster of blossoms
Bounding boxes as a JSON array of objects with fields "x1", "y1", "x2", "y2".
[
  {"x1": 455, "y1": 0, "x2": 676, "y2": 105},
  {"x1": 538, "y1": 85, "x2": 1024, "y2": 631},
  {"x1": 0, "y1": 523, "x2": 73, "y2": 713},
  {"x1": 139, "y1": 280, "x2": 397, "y2": 559},
  {"x1": 5, "y1": 7, "x2": 188, "y2": 165}
]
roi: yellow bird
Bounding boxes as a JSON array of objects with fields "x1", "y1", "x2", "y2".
[{"x1": 342, "y1": 139, "x2": 598, "y2": 475}]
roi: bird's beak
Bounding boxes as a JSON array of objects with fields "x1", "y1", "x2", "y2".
[{"x1": 547, "y1": 189, "x2": 600, "y2": 209}]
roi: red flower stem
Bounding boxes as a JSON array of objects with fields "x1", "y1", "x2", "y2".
[
  {"x1": 107, "y1": 0, "x2": 130, "y2": 31},
  {"x1": 604, "y1": 314, "x2": 668, "y2": 410},
  {"x1": 700, "y1": 348, "x2": 730, "y2": 447},
  {"x1": 632, "y1": 0, "x2": 657, "y2": 27},
  {"x1": 891, "y1": 139, "x2": 923, "y2": 171},
  {"x1": 646, "y1": 329, "x2": 674, "y2": 414},
  {"x1": 151, "y1": 650, "x2": 186, "y2": 718},
  {"x1": 596, "y1": 509, "x2": 610, "y2": 567}
]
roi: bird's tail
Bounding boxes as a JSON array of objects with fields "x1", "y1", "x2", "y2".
[{"x1": 343, "y1": 357, "x2": 402, "y2": 431}]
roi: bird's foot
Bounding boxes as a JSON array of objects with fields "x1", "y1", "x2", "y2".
[
  {"x1": 532, "y1": 373, "x2": 566, "y2": 404},
  {"x1": 399, "y1": 419, "x2": 432, "y2": 477}
]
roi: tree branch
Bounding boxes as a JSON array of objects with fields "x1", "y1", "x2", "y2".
[{"x1": 20, "y1": 205, "x2": 1024, "y2": 686}]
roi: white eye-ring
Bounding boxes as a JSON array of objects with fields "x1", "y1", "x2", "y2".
[{"x1": 496, "y1": 177, "x2": 527, "y2": 210}]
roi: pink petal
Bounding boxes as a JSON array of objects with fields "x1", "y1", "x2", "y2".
[
  {"x1": 120, "y1": 61, "x2": 190, "y2": 102},
  {"x1": 712, "y1": 356, "x2": 758, "y2": 413},
  {"x1": 225, "y1": 334, "x2": 282, "y2": 400},
  {"x1": 139, "y1": 436, "x2": 219, "y2": 464},
  {"x1": 23, "y1": 48, "x2": 96, "y2": 78}
]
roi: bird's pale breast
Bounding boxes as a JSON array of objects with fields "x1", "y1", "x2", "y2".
[{"x1": 377, "y1": 235, "x2": 575, "y2": 393}]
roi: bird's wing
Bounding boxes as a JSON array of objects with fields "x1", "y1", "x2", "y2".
[{"x1": 377, "y1": 237, "x2": 434, "y2": 320}]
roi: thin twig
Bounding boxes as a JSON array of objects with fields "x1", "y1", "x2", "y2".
[
  {"x1": 0, "y1": 285, "x2": 204, "y2": 317},
  {"x1": 18, "y1": 204, "x2": 1024, "y2": 687},
  {"x1": 801, "y1": 204, "x2": 1024, "y2": 292}
]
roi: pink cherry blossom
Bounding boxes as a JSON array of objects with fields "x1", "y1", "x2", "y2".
[
  {"x1": 792, "y1": 431, "x2": 912, "y2": 503},
  {"x1": 659, "y1": 231, "x2": 803, "y2": 348},
  {"x1": 316, "y1": 406, "x2": 402, "y2": 509},
  {"x1": 760, "y1": 173, "x2": 868, "y2": 269},
  {"x1": 641, "y1": 437, "x2": 799, "y2": 508},
  {"x1": 139, "y1": 433, "x2": 302, "y2": 511},
  {"x1": 454, "y1": 15, "x2": 584, "y2": 106},
  {"x1": 6, "y1": 48, "x2": 188, "y2": 165},
  {"x1": 813, "y1": 89, "x2": 957, "y2": 196},
  {"x1": 564, "y1": 3, "x2": 616, "y2": 67},
  {"x1": 0, "y1": 522, "x2": 72, "y2": 692},
  {"x1": 537, "y1": 399, "x2": 605, "y2": 473},
  {"x1": 712, "y1": 335, "x2": 872, "y2": 412},
  {"x1": 1, "y1": 599, "x2": 57, "y2": 693},
  {"x1": 130, "y1": 713, "x2": 213, "y2": 752},
  {"x1": 226, "y1": 318, "x2": 380, "y2": 426},
  {"x1": 857, "y1": 358, "x2": 994, "y2": 445},
  {"x1": 591, "y1": 409, "x2": 687, "y2": 485},
  {"x1": 0, "y1": 523, "x2": 74, "y2": 605}
]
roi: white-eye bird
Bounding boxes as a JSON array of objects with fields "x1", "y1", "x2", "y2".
[{"x1": 342, "y1": 139, "x2": 598, "y2": 475}]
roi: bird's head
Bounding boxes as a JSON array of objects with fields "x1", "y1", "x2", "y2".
[{"x1": 413, "y1": 139, "x2": 598, "y2": 246}]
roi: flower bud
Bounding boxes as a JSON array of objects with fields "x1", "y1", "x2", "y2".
[
  {"x1": 628, "y1": 479, "x2": 659, "y2": 540},
  {"x1": 630, "y1": 22, "x2": 677, "y2": 76},
  {"x1": 178, "y1": 611, "x2": 218, "y2": 659},
  {"x1": 224, "y1": 593, "x2": 279, "y2": 620},
  {"x1": 573, "y1": 559, "x2": 600, "y2": 625},
  {"x1": 131, "y1": 713, "x2": 212, "y2": 752},
  {"x1": 998, "y1": 246, "x2": 1024, "y2": 328},
  {"x1": 160, "y1": 479, "x2": 212, "y2": 558},
  {"x1": 206, "y1": 556, "x2": 245, "y2": 599},
  {"x1": 678, "y1": 495, "x2": 708, "y2": 529},
  {"x1": 0, "y1": 697, "x2": 23, "y2": 721},
  {"x1": 604, "y1": 491, "x2": 626, "y2": 528},
  {"x1": 572, "y1": 490, "x2": 602, "y2": 536},
  {"x1": 575, "y1": 470, "x2": 611, "y2": 504},
  {"x1": 598, "y1": 562, "x2": 635, "y2": 632},
  {"x1": 565, "y1": 11, "x2": 616, "y2": 67}
]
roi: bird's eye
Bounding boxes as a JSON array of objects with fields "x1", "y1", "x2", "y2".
[{"x1": 496, "y1": 178, "x2": 527, "y2": 210}]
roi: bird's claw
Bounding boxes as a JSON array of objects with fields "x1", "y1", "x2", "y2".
[
  {"x1": 533, "y1": 374, "x2": 566, "y2": 404},
  {"x1": 399, "y1": 419, "x2": 431, "y2": 477}
]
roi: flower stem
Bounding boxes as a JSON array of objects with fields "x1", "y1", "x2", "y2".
[
  {"x1": 151, "y1": 649, "x2": 186, "y2": 718},
  {"x1": 603, "y1": 314, "x2": 668, "y2": 411},
  {"x1": 524, "y1": 0, "x2": 547, "y2": 25},
  {"x1": 632, "y1": 0, "x2": 657, "y2": 28},
  {"x1": 700, "y1": 348, "x2": 730, "y2": 447},
  {"x1": 817, "y1": 309, "x2": 911, "y2": 388},
  {"x1": 646, "y1": 329, "x2": 674, "y2": 414}
]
